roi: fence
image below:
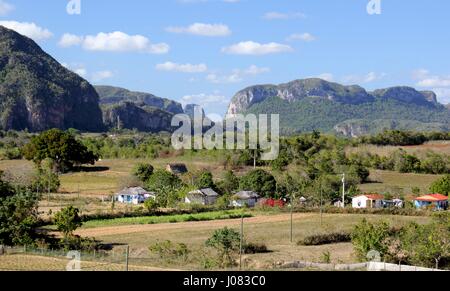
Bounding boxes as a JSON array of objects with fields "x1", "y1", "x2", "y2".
[{"x1": 280, "y1": 261, "x2": 445, "y2": 271}]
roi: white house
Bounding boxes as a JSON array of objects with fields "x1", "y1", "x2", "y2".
[
  {"x1": 185, "y1": 188, "x2": 219, "y2": 205},
  {"x1": 231, "y1": 191, "x2": 260, "y2": 208},
  {"x1": 352, "y1": 194, "x2": 385, "y2": 209},
  {"x1": 116, "y1": 187, "x2": 156, "y2": 205}
]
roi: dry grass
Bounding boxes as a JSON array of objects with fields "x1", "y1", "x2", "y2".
[
  {"x1": 78, "y1": 213, "x2": 429, "y2": 270},
  {"x1": 360, "y1": 170, "x2": 442, "y2": 196}
]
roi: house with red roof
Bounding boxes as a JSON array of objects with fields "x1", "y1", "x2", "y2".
[
  {"x1": 414, "y1": 194, "x2": 448, "y2": 211},
  {"x1": 352, "y1": 194, "x2": 385, "y2": 209}
]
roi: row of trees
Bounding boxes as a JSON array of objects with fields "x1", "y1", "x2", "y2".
[
  {"x1": 359, "y1": 130, "x2": 450, "y2": 146},
  {"x1": 349, "y1": 149, "x2": 450, "y2": 175}
]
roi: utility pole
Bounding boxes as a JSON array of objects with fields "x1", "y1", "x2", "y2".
[
  {"x1": 341, "y1": 174, "x2": 346, "y2": 208},
  {"x1": 239, "y1": 214, "x2": 244, "y2": 271},
  {"x1": 290, "y1": 193, "x2": 294, "y2": 243},
  {"x1": 320, "y1": 184, "x2": 323, "y2": 227}
]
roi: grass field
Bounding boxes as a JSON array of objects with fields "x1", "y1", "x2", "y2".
[{"x1": 72, "y1": 213, "x2": 429, "y2": 270}]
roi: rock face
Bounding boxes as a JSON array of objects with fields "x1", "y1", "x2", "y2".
[
  {"x1": 227, "y1": 78, "x2": 450, "y2": 136},
  {"x1": 0, "y1": 26, "x2": 104, "y2": 132},
  {"x1": 102, "y1": 102, "x2": 175, "y2": 133},
  {"x1": 227, "y1": 78, "x2": 374, "y2": 115},
  {"x1": 95, "y1": 85, "x2": 183, "y2": 114}
]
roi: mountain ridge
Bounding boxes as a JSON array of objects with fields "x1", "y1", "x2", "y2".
[{"x1": 227, "y1": 78, "x2": 449, "y2": 136}]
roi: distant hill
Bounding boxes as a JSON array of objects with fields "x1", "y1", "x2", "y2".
[
  {"x1": 0, "y1": 25, "x2": 104, "y2": 132},
  {"x1": 227, "y1": 78, "x2": 450, "y2": 136},
  {"x1": 102, "y1": 102, "x2": 175, "y2": 133},
  {"x1": 95, "y1": 85, "x2": 184, "y2": 115}
]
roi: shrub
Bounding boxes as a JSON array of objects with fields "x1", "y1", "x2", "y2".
[
  {"x1": 133, "y1": 163, "x2": 154, "y2": 182},
  {"x1": 298, "y1": 232, "x2": 351, "y2": 246},
  {"x1": 351, "y1": 219, "x2": 391, "y2": 261},
  {"x1": 54, "y1": 206, "x2": 83, "y2": 238},
  {"x1": 205, "y1": 227, "x2": 241, "y2": 268},
  {"x1": 243, "y1": 242, "x2": 269, "y2": 254},
  {"x1": 149, "y1": 240, "x2": 190, "y2": 262}
]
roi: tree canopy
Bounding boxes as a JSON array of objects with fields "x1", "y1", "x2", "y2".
[{"x1": 22, "y1": 129, "x2": 98, "y2": 173}]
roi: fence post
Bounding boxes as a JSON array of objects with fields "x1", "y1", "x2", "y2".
[{"x1": 125, "y1": 245, "x2": 129, "y2": 272}]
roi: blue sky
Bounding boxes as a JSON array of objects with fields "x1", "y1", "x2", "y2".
[{"x1": 1, "y1": 0, "x2": 450, "y2": 116}]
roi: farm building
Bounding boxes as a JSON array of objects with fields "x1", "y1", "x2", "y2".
[
  {"x1": 166, "y1": 163, "x2": 188, "y2": 175},
  {"x1": 414, "y1": 194, "x2": 449, "y2": 211},
  {"x1": 231, "y1": 191, "x2": 260, "y2": 208},
  {"x1": 352, "y1": 194, "x2": 385, "y2": 209},
  {"x1": 116, "y1": 187, "x2": 156, "y2": 205},
  {"x1": 185, "y1": 188, "x2": 220, "y2": 205}
]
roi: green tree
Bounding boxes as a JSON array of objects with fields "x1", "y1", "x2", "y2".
[
  {"x1": 54, "y1": 206, "x2": 83, "y2": 239},
  {"x1": 430, "y1": 175, "x2": 450, "y2": 196},
  {"x1": 217, "y1": 170, "x2": 239, "y2": 195},
  {"x1": 195, "y1": 171, "x2": 216, "y2": 190},
  {"x1": 0, "y1": 173, "x2": 40, "y2": 246},
  {"x1": 239, "y1": 169, "x2": 277, "y2": 198},
  {"x1": 133, "y1": 163, "x2": 154, "y2": 182},
  {"x1": 351, "y1": 219, "x2": 391, "y2": 261},
  {"x1": 205, "y1": 227, "x2": 241, "y2": 268},
  {"x1": 22, "y1": 129, "x2": 98, "y2": 173}
]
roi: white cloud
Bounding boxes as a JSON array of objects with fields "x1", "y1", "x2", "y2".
[
  {"x1": 222, "y1": 41, "x2": 293, "y2": 55},
  {"x1": 287, "y1": 33, "x2": 316, "y2": 42},
  {"x1": 263, "y1": 12, "x2": 306, "y2": 20},
  {"x1": 181, "y1": 93, "x2": 229, "y2": 106},
  {"x1": 58, "y1": 33, "x2": 83, "y2": 47},
  {"x1": 156, "y1": 61, "x2": 208, "y2": 73},
  {"x1": 206, "y1": 65, "x2": 270, "y2": 84},
  {"x1": 431, "y1": 88, "x2": 450, "y2": 104},
  {"x1": 62, "y1": 63, "x2": 114, "y2": 82},
  {"x1": 316, "y1": 73, "x2": 334, "y2": 82},
  {"x1": 0, "y1": 21, "x2": 52, "y2": 41},
  {"x1": 0, "y1": 1, "x2": 14, "y2": 16},
  {"x1": 206, "y1": 73, "x2": 242, "y2": 84},
  {"x1": 413, "y1": 69, "x2": 450, "y2": 104},
  {"x1": 166, "y1": 23, "x2": 231, "y2": 37},
  {"x1": 58, "y1": 31, "x2": 169, "y2": 54},
  {"x1": 342, "y1": 72, "x2": 386, "y2": 84},
  {"x1": 92, "y1": 70, "x2": 114, "y2": 82}
]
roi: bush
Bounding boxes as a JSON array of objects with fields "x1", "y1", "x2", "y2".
[
  {"x1": 298, "y1": 232, "x2": 351, "y2": 246},
  {"x1": 243, "y1": 242, "x2": 269, "y2": 254},
  {"x1": 149, "y1": 240, "x2": 190, "y2": 262},
  {"x1": 133, "y1": 163, "x2": 154, "y2": 182},
  {"x1": 54, "y1": 206, "x2": 83, "y2": 238},
  {"x1": 351, "y1": 219, "x2": 391, "y2": 261},
  {"x1": 205, "y1": 227, "x2": 241, "y2": 268}
]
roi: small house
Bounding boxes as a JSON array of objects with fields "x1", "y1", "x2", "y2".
[
  {"x1": 231, "y1": 191, "x2": 260, "y2": 208},
  {"x1": 166, "y1": 163, "x2": 188, "y2": 175},
  {"x1": 116, "y1": 187, "x2": 156, "y2": 205},
  {"x1": 185, "y1": 188, "x2": 220, "y2": 205},
  {"x1": 352, "y1": 194, "x2": 385, "y2": 209},
  {"x1": 414, "y1": 194, "x2": 449, "y2": 211}
]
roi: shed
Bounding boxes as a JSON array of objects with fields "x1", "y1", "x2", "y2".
[
  {"x1": 185, "y1": 188, "x2": 220, "y2": 206},
  {"x1": 166, "y1": 163, "x2": 188, "y2": 175},
  {"x1": 414, "y1": 194, "x2": 448, "y2": 211},
  {"x1": 116, "y1": 187, "x2": 156, "y2": 205},
  {"x1": 231, "y1": 191, "x2": 260, "y2": 208},
  {"x1": 352, "y1": 194, "x2": 385, "y2": 209}
]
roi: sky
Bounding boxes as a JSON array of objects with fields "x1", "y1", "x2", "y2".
[{"x1": 1, "y1": 0, "x2": 450, "y2": 117}]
